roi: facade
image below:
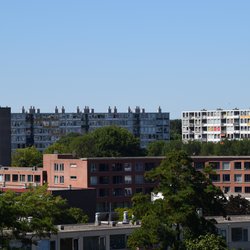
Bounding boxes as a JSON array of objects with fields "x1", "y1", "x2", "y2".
[
  {"x1": 213, "y1": 215, "x2": 250, "y2": 250},
  {"x1": 182, "y1": 108, "x2": 250, "y2": 143},
  {"x1": 0, "y1": 166, "x2": 46, "y2": 192},
  {"x1": 43, "y1": 154, "x2": 162, "y2": 212},
  {"x1": 0, "y1": 107, "x2": 11, "y2": 165},
  {"x1": 193, "y1": 156, "x2": 250, "y2": 198},
  {"x1": 11, "y1": 106, "x2": 170, "y2": 151}
]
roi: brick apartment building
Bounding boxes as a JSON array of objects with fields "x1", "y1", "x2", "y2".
[
  {"x1": 43, "y1": 154, "x2": 163, "y2": 211},
  {"x1": 3, "y1": 154, "x2": 250, "y2": 213}
]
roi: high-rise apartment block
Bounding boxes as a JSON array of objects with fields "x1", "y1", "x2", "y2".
[
  {"x1": 11, "y1": 106, "x2": 170, "y2": 151},
  {"x1": 182, "y1": 108, "x2": 250, "y2": 142},
  {"x1": 0, "y1": 107, "x2": 11, "y2": 165}
]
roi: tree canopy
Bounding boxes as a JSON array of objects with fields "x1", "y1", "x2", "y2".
[
  {"x1": 0, "y1": 185, "x2": 88, "y2": 248},
  {"x1": 11, "y1": 146, "x2": 43, "y2": 167},
  {"x1": 45, "y1": 126, "x2": 144, "y2": 157},
  {"x1": 147, "y1": 139, "x2": 250, "y2": 157},
  {"x1": 128, "y1": 151, "x2": 226, "y2": 250}
]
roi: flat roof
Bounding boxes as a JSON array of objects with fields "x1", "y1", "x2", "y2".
[{"x1": 207, "y1": 215, "x2": 250, "y2": 224}]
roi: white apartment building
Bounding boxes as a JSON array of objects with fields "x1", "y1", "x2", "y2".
[{"x1": 182, "y1": 108, "x2": 250, "y2": 143}]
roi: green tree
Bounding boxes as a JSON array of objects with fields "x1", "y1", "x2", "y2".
[
  {"x1": 0, "y1": 185, "x2": 88, "y2": 247},
  {"x1": 11, "y1": 146, "x2": 43, "y2": 167},
  {"x1": 224, "y1": 195, "x2": 250, "y2": 215},
  {"x1": 72, "y1": 126, "x2": 143, "y2": 157},
  {"x1": 185, "y1": 233, "x2": 228, "y2": 250},
  {"x1": 147, "y1": 140, "x2": 168, "y2": 156},
  {"x1": 128, "y1": 151, "x2": 226, "y2": 250},
  {"x1": 170, "y1": 119, "x2": 182, "y2": 140}
]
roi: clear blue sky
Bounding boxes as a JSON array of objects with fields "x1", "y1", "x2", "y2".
[{"x1": 0, "y1": 1, "x2": 249, "y2": 118}]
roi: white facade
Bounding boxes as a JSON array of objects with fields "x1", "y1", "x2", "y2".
[{"x1": 182, "y1": 109, "x2": 250, "y2": 143}]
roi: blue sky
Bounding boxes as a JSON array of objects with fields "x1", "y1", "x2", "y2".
[{"x1": 0, "y1": 1, "x2": 249, "y2": 118}]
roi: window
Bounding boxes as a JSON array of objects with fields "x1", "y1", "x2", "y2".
[
  {"x1": 99, "y1": 176, "x2": 109, "y2": 184},
  {"x1": 245, "y1": 174, "x2": 250, "y2": 182},
  {"x1": 99, "y1": 163, "x2": 109, "y2": 172},
  {"x1": 232, "y1": 227, "x2": 248, "y2": 242},
  {"x1": 54, "y1": 176, "x2": 59, "y2": 184},
  {"x1": 90, "y1": 163, "x2": 96, "y2": 172},
  {"x1": 145, "y1": 163, "x2": 155, "y2": 171},
  {"x1": 110, "y1": 234, "x2": 126, "y2": 249},
  {"x1": 0, "y1": 174, "x2": 3, "y2": 182},
  {"x1": 194, "y1": 162, "x2": 204, "y2": 170},
  {"x1": 234, "y1": 162, "x2": 242, "y2": 170},
  {"x1": 34, "y1": 175, "x2": 40, "y2": 183},
  {"x1": 99, "y1": 188, "x2": 109, "y2": 197},
  {"x1": 20, "y1": 175, "x2": 25, "y2": 182},
  {"x1": 90, "y1": 176, "x2": 98, "y2": 185},
  {"x1": 124, "y1": 188, "x2": 132, "y2": 196},
  {"x1": 135, "y1": 175, "x2": 144, "y2": 184},
  {"x1": 60, "y1": 176, "x2": 64, "y2": 184},
  {"x1": 113, "y1": 188, "x2": 123, "y2": 196},
  {"x1": 124, "y1": 175, "x2": 132, "y2": 184},
  {"x1": 112, "y1": 163, "x2": 123, "y2": 171},
  {"x1": 124, "y1": 163, "x2": 132, "y2": 171},
  {"x1": 54, "y1": 163, "x2": 64, "y2": 171},
  {"x1": 209, "y1": 174, "x2": 220, "y2": 182},
  {"x1": 234, "y1": 174, "x2": 242, "y2": 183},
  {"x1": 210, "y1": 162, "x2": 220, "y2": 170},
  {"x1": 234, "y1": 186, "x2": 242, "y2": 193},
  {"x1": 12, "y1": 174, "x2": 18, "y2": 182},
  {"x1": 223, "y1": 186, "x2": 230, "y2": 193},
  {"x1": 70, "y1": 163, "x2": 77, "y2": 168},
  {"x1": 113, "y1": 176, "x2": 123, "y2": 184},
  {"x1": 222, "y1": 162, "x2": 230, "y2": 170},
  {"x1": 244, "y1": 162, "x2": 250, "y2": 170},
  {"x1": 135, "y1": 188, "x2": 143, "y2": 193},
  {"x1": 135, "y1": 162, "x2": 143, "y2": 172},
  {"x1": 27, "y1": 175, "x2": 33, "y2": 182},
  {"x1": 4, "y1": 174, "x2": 10, "y2": 182},
  {"x1": 245, "y1": 187, "x2": 250, "y2": 193},
  {"x1": 223, "y1": 174, "x2": 230, "y2": 182},
  {"x1": 70, "y1": 176, "x2": 77, "y2": 180}
]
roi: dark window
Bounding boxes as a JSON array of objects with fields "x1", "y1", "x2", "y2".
[
  {"x1": 112, "y1": 176, "x2": 123, "y2": 184},
  {"x1": 113, "y1": 188, "x2": 123, "y2": 196},
  {"x1": 99, "y1": 163, "x2": 109, "y2": 172},
  {"x1": 144, "y1": 163, "x2": 155, "y2": 171},
  {"x1": 210, "y1": 162, "x2": 220, "y2": 170},
  {"x1": 99, "y1": 189, "x2": 109, "y2": 197},
  {"x1": 135, "y1": 163, "x2": 143, "y2": 172},
  {"x1": 232, "y1": 228, "x2": 248, "y2": 242},
  {"x1": 245, "y1": 174, "x2": 250, "y2": 182},
  {"x1": 5, "y1": 174, "x2": 10, "y2": 182},
  {"x1": 110, "y1": 234, "x2": 126, "y2": 249},
  {"x1": 194, "y1": 162, "x2": 205, "y2": 170},
  {"x1": 12, "y1": 174, "x2": 18, "y2": 182},
  {"x1": 34, "y1": 175, "x2": 40, "y2": 183},
  {"x1": 234, "y1": 186, "x2": 242, "y2": 193},
  {"x1": 99, "y1": 176, "x2": 109, "y2": 184},
  {"x1": 112, "y1": 163, "x2": 123, "y2": 171},
  {"x1": 223, "y1": 174, "x2": 230, "y2": 182},
  {"x1": 234, "y1": 162, "x2": 242, "y2": 170},
  {"x1": 209, "y1": 174, "x2": 220, "y2": 182},
  {"x1": 244, "y1": 162, "x2": 250, "y2": 170},
  {"x1": 245, "y1": 187, "x2": 250, "y2": 193}
]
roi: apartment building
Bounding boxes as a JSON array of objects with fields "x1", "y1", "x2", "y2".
[
  {"x1": 43, "y1": 154, "x2": 163, "y2": 212},
  {"x1": 0, "y1": 107, "x2": 11, "y2": 165},
  {"x1": 11, "y1": 106, "x2": 170, "y2": 151},
  {"x1": 182, "y1": 108, "x2": 250, "y2": 143},
  {"x1": 193, "y1": 156, "x2": 250, "y2": 198}
]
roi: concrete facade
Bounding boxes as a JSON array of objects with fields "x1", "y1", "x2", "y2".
[
  {"x1": 11, "y1": 106, "x2": 170, "y2": 151},
  {"x1": 182, "y1": 108, "x2": 250, "y2": 143}
]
